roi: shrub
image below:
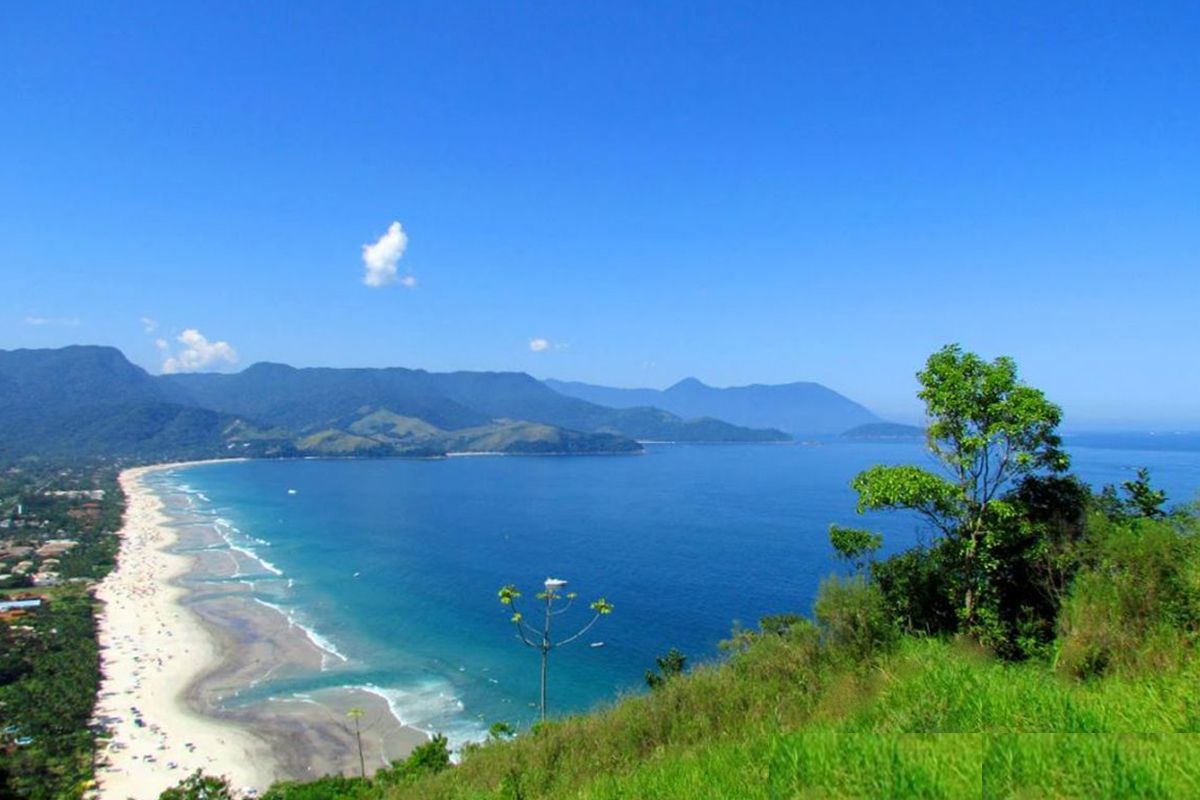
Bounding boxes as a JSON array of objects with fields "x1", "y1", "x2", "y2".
[
  {"x1": 871, "y1": 545, "x2": 957, "y2": 636},
  {"x1": 159, "y1": 771, "x2": 235, "y2": 800},
  {"x1": 814, "y1": 575, "x2": 898, "y2": 665},
  {"x1": 261, "y1": 774, "x2": 373, "y2": 799},
  {"x1": 375, "y1": 733, "x2": 453, "y2": 786},
  {"x1": 1058, "y1": 513, "x2": 1200, "y2": 678},
  {"x1": 645, "y1": 648, "x2": 687, "y2": 689}
]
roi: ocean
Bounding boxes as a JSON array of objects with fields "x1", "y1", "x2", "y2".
[{"x1": 156, "y1": 439, "x2": 1200, "y2": 748}]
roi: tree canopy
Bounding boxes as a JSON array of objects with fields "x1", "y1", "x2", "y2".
[{"x1": 837, "y1": 344, "x2": 1069, "y2": 637}]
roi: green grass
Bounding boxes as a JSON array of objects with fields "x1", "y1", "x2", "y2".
[
  {"x1": 367, "y1": 634, "x2": 1200, "y2": 800},
  {"x1": 983, "y1": 734, "x2": 1200, "y2": 799}
]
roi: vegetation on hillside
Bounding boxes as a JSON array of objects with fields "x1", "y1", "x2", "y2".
[
  {"x1": 0, "y1": 346, "x2": 791, "y2": 461},
  {"x1": 0, "y1": 463, "x2": 125, "y2": 799},
  {"x1": 159, "y1": 345, "x2": 1200, "y2": 799}
]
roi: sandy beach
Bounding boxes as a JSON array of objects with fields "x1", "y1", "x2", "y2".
[{"x1": 93, "y1": 461, "x2": 428, "y2": 799}]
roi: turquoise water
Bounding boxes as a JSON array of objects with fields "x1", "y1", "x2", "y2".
[{"x1": 163, "y1": 441, "x2": 1199, "y2": 746}]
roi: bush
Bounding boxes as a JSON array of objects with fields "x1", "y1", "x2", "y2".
[
  {"x1": 261, "y1": 775, "x2": 374, "y2": 799},
  {"x1": 871, "y1": 545, "x2": 957, "y2": 637},
  {"x1": 375, "y1": 733, "x2": 453, "y2": 786},
  {"x1": 1058, "y1": 513, "x2": 1200, "y2": 678},
  {"x1": 159, "y1": 771, "x2": 236, "y2": 800},
  {"x1": 814, "y1": 575, "x2": 898, "y2": 665},
  {"x1": 645, "y1": 648, "x2": 687, "y2": 689}
]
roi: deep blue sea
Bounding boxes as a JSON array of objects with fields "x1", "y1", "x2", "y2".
[{"x1": 162, "y1": 440, "x2": 1199, "y2": 746}]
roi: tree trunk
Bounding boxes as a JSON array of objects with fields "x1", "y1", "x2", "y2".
[
  {"x1": 540, "y1": 647, "x2": 548, "y2": 721},
  {"x1": 355, "y1": 720, "x2": 365, "y2": 778},
  {"x1": 962, "y1": 520, "x2": 982, "y2": 627}
]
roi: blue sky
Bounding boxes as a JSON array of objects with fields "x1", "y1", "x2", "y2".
[{"x1": 1, "y1": 2, "x2": 1197, "y2": 426}]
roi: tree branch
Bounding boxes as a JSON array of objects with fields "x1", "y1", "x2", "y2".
[{"x1": 553, "y1": 613, "x2": 602, "y2": 648}]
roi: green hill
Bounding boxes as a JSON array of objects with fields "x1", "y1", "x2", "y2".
[
  {"x1": 841, "y1": 422, "x2": 925, "y2": 439},
  {"x1": 164, "y1": 362, "x2": 788, "y2": 444},
  {"x1": 0, "y1": 346, "x2": 792, "y2": 461}
]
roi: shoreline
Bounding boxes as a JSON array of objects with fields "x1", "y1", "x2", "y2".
[
  {"x1": 93, "y1": 461, "x2": 275, "y2": 797},
  {"x1": 93, "y1": 460, "x2": 427, "y2": 798}
]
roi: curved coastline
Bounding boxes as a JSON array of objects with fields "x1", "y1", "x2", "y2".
[
  {"x1": 93, "y1": 460, "x2": 428, "y2": 798},
  {"x1": 94, "y1": 461, "x2": 275, "y2": 798}
]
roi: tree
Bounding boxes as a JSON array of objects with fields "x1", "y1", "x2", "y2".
[
  {"x1": 498, "y1": 577, "x2": 613, "y2": 720},
  {"x1": 158, "y1": 771, "x2": 236, "y2": 800},
  {"x1": 842, "y1": 344, "x2": 1068, "y2": 636},
  {"x1": 645, "y1": 648, "x2": 687, "y2": 689},
  {"x1": 346, "y1": 707, "x2": 366, "y2": 779},
  {"x1": 1122, "y1": 468, "x2": 1169, "y2": 519}
]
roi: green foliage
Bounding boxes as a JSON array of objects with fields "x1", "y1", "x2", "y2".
[
  {"x1": 488, "y1": 722, "x2": 516, "y2": 741},
  {"x1": 1058, "y1": 511, "x2": 1200, "y2": 678},
  {"x1": 159, "y1": 770, "x2": 236, "y2": 800},
  {"x1": 828, "y1": 524, "x2": 882, "y2": 573},
  {"x1": 1100, "y1": 467, "x2": 1171, "y2": 521},
  {"x1": 814, "y1": 575, "x2": 899, "y2": 665},
  {"x1": 0, "y1": 593, "x2": 105, "y2": 800},
  {"x1": 918, "y1": 344, "x2": 1068, "y2": 479},
  {"x1": 983, "y1": 733, "x2": 1200, "y2": 799},
  {"x1": 842, "y1": 344, "x2": 1070, "y2": 641},
  {"x1": 758, "y1": 613, "x2": 807, "y2": 638},
  {"x1": 871, "y1": 544, "x2": 958, "y2": 636},
  {"x1": 645, "y1": 648, "x2": 688, "y2": 689},
  {"x1": 404, "y1": 734, "x2": 453, "y2": 777},
  {"x1": 1123, "y1": 468, "x2": 1169, "y2": 518},
  {"x1": 261, "y1": 775, "x2": 375, "y2": 800},
  {"x1": 373, "y1": 734, "x2": 452, "y2": 787},
  {"x1": 589, "y1": 597, "x2": 613, "y2": 615},
  {"x1": 364, "y1": 625, "x2": 1200, "y2": 800},
  {"x1": 850, "y1": 464, "x2": 960, "y2": 520}
]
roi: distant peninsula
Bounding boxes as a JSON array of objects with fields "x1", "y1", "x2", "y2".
[{"x1": 841, "y1": 422, "x2": 925, "y2": 440}]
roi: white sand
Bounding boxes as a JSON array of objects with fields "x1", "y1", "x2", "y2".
[{"x1": 93, "y1": 461, "x2": 277, "y2": 799}]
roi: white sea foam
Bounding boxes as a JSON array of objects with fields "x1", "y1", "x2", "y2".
[
  {"x1": 224, "y1": 542, "x2": 284, "y2": 576},
  {"x1": 209, "y1": 515, "x2": 285, "y2": 578},
  {"x1": 255, "y1": 556, "x2": 284, "y2": 576},
  {"x1": 253, "y1": 598, "x2": 349, "y2": 668},
  {"x1": 214, "y1": 517, "x2": 241, "y2": 534},
  {"x1": 350, "y1": 682, "x2": 483, "y2": 754}
]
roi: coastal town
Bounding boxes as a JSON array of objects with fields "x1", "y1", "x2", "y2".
[{"x1": 0, "y1": 462, "x2": 123, "y2": 795}]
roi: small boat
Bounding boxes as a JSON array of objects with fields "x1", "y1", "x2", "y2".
[
  {"x1": 287, "y1": 489, "x2": 297, "y2": 495},
  {"x1": 589, "y1": 642, "x2": 606, "y2": 648}
]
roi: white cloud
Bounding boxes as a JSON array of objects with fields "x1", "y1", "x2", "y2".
[
  {"x1": 141, "y1": 316, "x2": 158, "y2": 333},
  {"x1": 529, "y1": 338, "x2": 551, "y2": 352},
  {"x1": 161, "y1": 328, "x2": 239, "y2": 374},
  {"x1": 362, "y1": 221, "x2": 414, "y2": 288},
  {"x1": 154, "y1": 338, "x2": 169, "y2": 351},
  {"x1": 23, "y1": 315, "x2": 80, "y2": 326}
]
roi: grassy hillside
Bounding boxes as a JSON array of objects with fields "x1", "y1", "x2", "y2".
[{"x1": 242, "y1": 495, "x2": 1200, "y2": 800}]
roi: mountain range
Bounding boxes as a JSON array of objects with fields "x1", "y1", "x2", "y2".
[
  {"x1": 0, "y1": 347, "x2": 793, "y2": 460},
  {"x1": 544, "y1": 377, "x2": 879, "y2": 436}
]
